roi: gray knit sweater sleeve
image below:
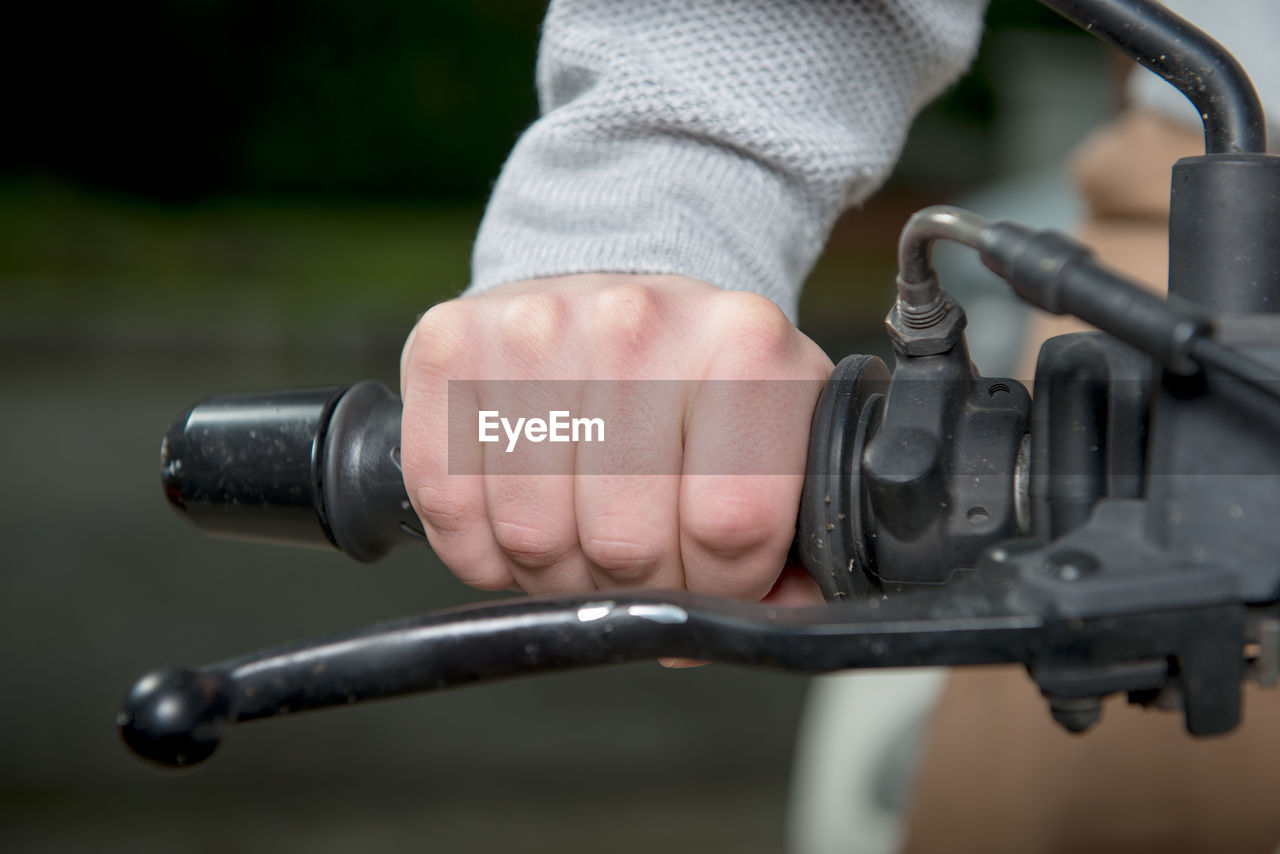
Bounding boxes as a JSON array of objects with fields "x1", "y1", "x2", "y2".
[{"x1": 469, "y1": 0, "x2": 989, "y2": 320}]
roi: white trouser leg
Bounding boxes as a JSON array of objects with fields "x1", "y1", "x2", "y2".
[{"x1": 786, "y1": 669, "x2": 947, "y2": 854}]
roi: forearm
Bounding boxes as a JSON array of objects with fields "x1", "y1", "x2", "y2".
[{"x1": 469, "y1": 0, "x2": 989, "y2": 320}]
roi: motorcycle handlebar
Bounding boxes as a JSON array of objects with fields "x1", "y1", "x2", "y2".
[{"x1": 161, "y1": 380, "x2": 425, "y2": 562}]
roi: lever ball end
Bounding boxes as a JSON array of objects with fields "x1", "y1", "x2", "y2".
[{"x1": 118, "y1": 668, "x2": 231, "y2": 768}]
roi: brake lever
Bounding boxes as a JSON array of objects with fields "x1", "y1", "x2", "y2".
[
  {"x1": 116, "y1": 578, "x2": 1024, "y2": 768},
  {"x1": 120, "y1": 554, "x2": 1257, "y2": 769}
]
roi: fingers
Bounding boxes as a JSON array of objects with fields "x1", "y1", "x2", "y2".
[
  {"x1": 570, "y1": 283, "x2": 688, "y2": 589},
  {"x1": 401, "y1": 305, "x2": 515, "y2": 591},
  {"x1": 679, "y1": 472, "x2": 801, "y2": 600},
  {"x1": 481, "y1": 379, "x2": 595, "y2": 595},
  {"x1": 485, "y1": 469, "x2": 591, "y2": 593},
  {"x1": 477, "y1": 291, "x2": 589, "y2": 592},
  {"x1": 679, "y1": 294, "x2": 832, "y2": 600},
  {"x1": 761, "y1": 563, "x2": 825, "y2": 607},
  {"x1": 573, "y1": 380, "x2": 686, "y2": 591},
  {"x1": 400, "y1": 277, "x2": 834, "y2": 605}
]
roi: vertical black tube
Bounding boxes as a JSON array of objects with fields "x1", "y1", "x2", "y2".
[{"x1": 1168, "y1": 155, "x2": 1280, "y2": 314}]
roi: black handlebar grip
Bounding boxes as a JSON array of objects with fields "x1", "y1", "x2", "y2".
[{"x1": 161, "y1": 380, "x2": 426, "y2": 561}]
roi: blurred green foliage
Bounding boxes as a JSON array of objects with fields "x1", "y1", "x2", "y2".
[
  {"x1": 4, "y1": 0, "x2": 1079, "y2": 203},
  {"x1": 0, "y1": 182, "x2": 477, "y2": 332},
  {"x1": 6, "y1": 0, "x2": 545, "y2": 202},
  {"x1": 0, "y1": 0, "x2": 1087, "y2": 332}
]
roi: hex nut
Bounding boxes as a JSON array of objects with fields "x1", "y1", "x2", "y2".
[{"x1": 884, "y1": 293, "x2": 968, "y2": 356}]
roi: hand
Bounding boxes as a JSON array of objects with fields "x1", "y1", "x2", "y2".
[{"x1": 400, "y1": 274, "x2": 831, "y2": 605}]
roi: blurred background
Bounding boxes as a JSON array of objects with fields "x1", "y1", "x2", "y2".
[{"x1": 0, "y1": 2, "x2": 1115, "y2": 851}]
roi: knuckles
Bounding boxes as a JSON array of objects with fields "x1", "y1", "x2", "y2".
[
  {"x1": 590, "y1": 282, "x2": 664, "y2": 349},
  {"x1": 706, "y1": 291, "x2": 834, "y2": 381},
  {"x1": 410, "y1": 485, "x2": 515, "y2": 592},
  {"x1": 405, "y1": 300, "x2": 474, "y2": 375},
  {"x1": 490, "y1": 516, "x2": 576, "y2": 570},
  {"x1": 580, "y1": 530, "x2": 668, "y2": 581},
  {"x1": 412, "y1": 485, "x2": 482, "y2": 536},
  {"x1": 497, "y1": 292, "x2": 569, "y2": 364},
  {"x1": 681, "y1": 487, "x2": 785, "y2": 559},
  {"x1": 715, "y1": 291, "x2": 796, "y2": 354}
]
